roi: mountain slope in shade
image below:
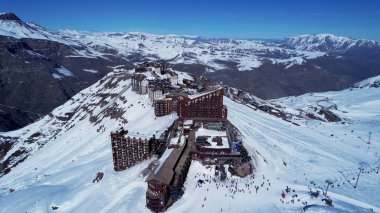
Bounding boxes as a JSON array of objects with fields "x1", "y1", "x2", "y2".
[{"x1": 0, "y1": 71, "x2": 379, "y2": 212}]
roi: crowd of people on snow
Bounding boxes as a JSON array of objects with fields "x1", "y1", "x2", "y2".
[{"x1": 192, "y1": 171, "x2": 272, "y2": 210}]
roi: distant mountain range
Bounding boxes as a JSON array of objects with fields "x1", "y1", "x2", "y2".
[{"x1": 1, "y1": 12, "x2": 380, "y2": 131}]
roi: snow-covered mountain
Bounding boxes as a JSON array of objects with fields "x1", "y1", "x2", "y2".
[
  {"x1": 0, "y1": 13, "x2": 78, "y2": 46},
  {"x1": 353, "y1": 75, "x2": 380, "y2": 89},
  {"x1": 0, "y1": 13, "x2": 134, "y2": 131},
  {"x1": 1, "y1": 13, "x2": 379, "y2": 72},
  {"x1": 286, "y1": 33, "x2": 380, "y2": 52},
  {"x1": 0, "y1": 68, "x2": 379, "y2": 212},
  {"x1": 1, "y1": 12, "x2": 380, "y2": 132},
  {"x1": 0, "y1": 12, "x2": 321, "y2": 71}
]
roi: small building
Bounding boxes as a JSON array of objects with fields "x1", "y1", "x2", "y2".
[
  {"x1": 231, "y1": 161, "x2": 252, "y2": 177},
  {"x1": 182, "y1": 120, "x2": 194, "y2": 135},
  {"x1": 148, "y1": 86, "x2": 164, "y2": 103},
  {"x1": 132, "y1": 74, "x2": 148, "y2": 94},
  {"x1": 135, "y1": 67, "x2": 148, "y2": 72},
  {"x1": 167, "y1": 71, "x2": 178, "y2": 85},
  {"x1": 154, "y1": 98, "x2": 175, "y2": 117},
  {"x1": 168, "y1": 134, "x2": 185, "y2": 149},
  {"x1": 193, "y1": 127, "x2": 234, "y2": 160},
  {"x1": 154, "y1": 67, "x2": 161, "y2": 76},
  {"x1": 203, "y1": 121, "x2": 225, "y2": 130},
  {"x1": 135, "y1": 62, "x2": 151, "y2": 72},
  {"x1": 154, "y1": 94, "x2": 180, "y2": 117},
  {"x1": 110, "y1": 129, "x2": 153, "y2": 171}
]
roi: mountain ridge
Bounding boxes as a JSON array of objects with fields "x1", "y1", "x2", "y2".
[{"x1": 1, "y1": 12, "x2": 380, "y2": 131}]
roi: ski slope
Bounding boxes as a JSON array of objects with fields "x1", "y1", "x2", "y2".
[{"x1": 0, "y1": 72, "x2": 379, "y2": 212}]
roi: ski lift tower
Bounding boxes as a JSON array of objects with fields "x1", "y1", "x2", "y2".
[
  {"x1": 358, "y1": 132, "x2": 372, "y2": 145},
  {"x1": 368, "y1": 132, "x2": 372, "y2": 144}
]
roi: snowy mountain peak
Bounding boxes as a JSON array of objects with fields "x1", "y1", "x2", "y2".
[
  {"x1": 288, "y1": 33, "x2": 353, "y2": 44},
  {"x1": 286, "y1": 33, "x2": 380, "y2": 52},
  {"x1": 0, "y1": 13, "x2": 79, "y2": 45},
  {"x1": 0, "y1": 12, "x2": 21, "y2": 21},
  {"x1": 286, "y1": 34, "x2": 354, "y2": 51},
  {"x1": 289, "y1": 34, "x2": 380, "y2": 51}
]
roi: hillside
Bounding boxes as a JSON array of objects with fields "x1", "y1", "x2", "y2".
[
  {"x1": 2, "y1": 12, "x2": 380, "y2": 131},
  {"x1": 0, "y1": 70, "x2": 379, "y2": 212}
]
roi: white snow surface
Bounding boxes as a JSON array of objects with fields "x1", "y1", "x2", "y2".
[
  {"x1": 353, "y1": 75, "x2": 380, "y2": 88},
  {"x1": 5, "y1": 17, "x2": 375, "y2": 70},
  {"x1": 286, "y1": 34, "x2": 380, "y2": 52},
  {"x1": 0, "y1": 20, "x2": 77, "y2": 45},
  {"x1": 195, "y1": 127, "x2": 229, "y2": 149},
  {"x1": 83, "y1": 69, "x2": 99, "y2": 74},
  {"x1": 0, "y1": 72, "x2": 379, "y2": 212},
  {"x1": 55, "y1": 67, "x2": 74, "y2": 77}
]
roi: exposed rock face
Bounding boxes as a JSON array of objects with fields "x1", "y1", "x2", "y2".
[
  {"x1": 0, "y1": 13, "x2": 21, "y2": 21},
  {"x1": 0, "y1": 35, "x2": 133, "y2": 131}
]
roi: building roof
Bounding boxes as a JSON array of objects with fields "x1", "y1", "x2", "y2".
[
  {"x1": 155, "y1": 97, "x2": 172, "y2": 102},
  {"x1": 169, "y1": 134, "x2": 185, "y2": 147},
  {"x1": 110, "y1": 127, "x2": 127, "y2": 135},
  {"x1": 111, "y1": 127, "x2": 152, "y2": 139},
  {"x1": 183, "y1": 120, "x2": 194, "y2": 126},
  {"x1": 132, "y1": 73, "x2": 147, "y2": 81},
  {"x1": 146, "y1": 139, "x2": 187, "y2": 185},
  {"x1": 127, "y1": 133, "x2": 151, "y2": 139},
  {"x1": 175, "y1": 147, "x2": 190, "y2": 173},
  {"x1": 195, "y1": 127, "x2": 230, "y2": 149},
  {"x1": 170, "y1": 87, "x2": 223, "y2": 100},
  {"x1": 188, "y1": 87, "x2": 223, "y2": 99}
]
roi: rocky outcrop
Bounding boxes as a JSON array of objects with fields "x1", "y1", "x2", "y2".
[{"x1": 0, "y1": 13, "x2": 21, "y2": 21}]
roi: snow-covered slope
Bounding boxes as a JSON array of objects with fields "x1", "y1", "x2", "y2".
[
  {"x1": 353, "y1": 75, "x2": 380, "y2": 89},
  {"x1": 273, "y1": 83, "x2": 380, "y2": 122},
  {"x1": 0, "y1": 70, "x2": 379, "y2": 212},
  {"x1": 0, "y1": 69, "x2": 175, "y2": 179},
  {"x1": 286, "y1": 34, "x2": 380, "y2": 52},
  {"x1": 0, "y1": 13, "x2": 76, "y2": 45},
  {"x1": 0, "y1": 16, "x2": 314, "y2": 71},
  {"x1": 58, "y1": 30, "x2": 327, "y2": 71}
]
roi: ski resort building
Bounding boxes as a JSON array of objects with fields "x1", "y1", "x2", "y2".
[
  {"x1": 154, "y1": 98, "x2": 175, "y2": 117},
  {"x1": 166, "y1": 70, "x2": 178, "y2": 85},
  {"x1": 132, "y1": 74, "x2": 149, "y2": 94},
  {"x1": 110, "y1": 129, "x2": 153, "y2": 171},
  {"x1": 146, "y1": 138, "x2": 192, "y2": 212},
  {"x1": 154, "y1": 94, "x2": 180, "y2": 117},
  {"x1": 135, "y1": 61, "x2": 167, "y2": 75},
  {"x1": 111, "y1": 63, "x2": 253, "y2": 212},
  {"x1": 178, "y1": 87, "x2": 228, "y2": 120},
  {"x1": 148, "y1": 86, "x2": 164, "y2": 102}
]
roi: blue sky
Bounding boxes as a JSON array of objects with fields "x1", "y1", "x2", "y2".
[{"x1": 1, "y1": 0, "x2": 380, "y2": 40}]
